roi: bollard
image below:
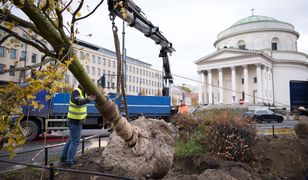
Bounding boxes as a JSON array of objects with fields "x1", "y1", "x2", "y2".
[
  {"x1": 49, "y1": 163, "x2": 54, "y2": 180},
  {"x1": 272, "y1": 125, "x2": 275, "y2": 136},
  {"x1": 99, "y1": 136, "x2": 101, "y2": 148},
  {"x1": 82, "y1": 137, "x2": 85, "y2": 155},
  {"x1": 44, "y1": 147, "x2": 48, "y2": 166}
]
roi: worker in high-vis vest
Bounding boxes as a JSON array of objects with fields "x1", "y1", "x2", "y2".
[{"x1": 61, "y1": 84, "x2": 96, "y2": 167}]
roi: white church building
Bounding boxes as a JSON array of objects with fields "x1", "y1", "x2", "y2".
[{"x1": 195, "y1": 15, "x2": 308, "y2": 109}]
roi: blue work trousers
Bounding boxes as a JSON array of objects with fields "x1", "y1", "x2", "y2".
[{"x1": 61, "y1": 120, "x2": 82, "y2": 165}]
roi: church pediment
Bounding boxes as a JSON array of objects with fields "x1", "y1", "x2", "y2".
[{"x1": 195, "y1": 48, "x2": 262, "y2": 65}]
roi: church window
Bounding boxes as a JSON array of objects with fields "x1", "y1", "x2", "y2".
[
  {"x1": 254, "y1": 77, "x2": 257, "y2": 83},
  {"x1": 237, "y1": 40, "x2": 246, "y2": 50},
  {"x1": 271, "y1": 37, "x2": 279, "y2": 51}
]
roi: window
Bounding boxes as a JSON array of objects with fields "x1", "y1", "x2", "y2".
[
  {"x1": 21, "y1": 51, "x2": 27, "y2": 61},
  {"x1": 9, "y1": 65, "x2": 15, "y2": 76},
  {"x1": 254, "y1": 77, "x2": 257, "y2": 83},
  {"x1": 136, "y1": 68, "x2": 139, "y2": 74},
  {"x1": 133, "y1": 67, "x2": 135, "y2": 73},
  {"x1": 108, "y1": 60, "x2": 111, "y2": 67},
  {"x1": 65, "y1": 75, "x2": 70, "y2": 84},
  {"x1": 112, "y1": 61, "x2": 115, "y2": 68},
  {"x1": 31, "y1": 53, "x2": 37, "y2": 63},
  {"x1": 0, "y1": 46, "x2": 5, "y2": 57},
  {"x1": 92, "y1": 67, "x2": 95, "y2": 75},
  {"x1": 103, "y1": 58, "x2": 106, "y2": 65},
  {"x1": 10, "y1": 48, "x2": 16, "y2": 59},
  {"x1": 0, "y1": 64, "x2": 4, "y2": 72},
  {"x1": 86, "y1": 53, "x2": 89, "y2": 60},
  {"x1": 92, "y1": 55, "x2": 95, "y2": 64},
  {"x1": 79, "y1": 51, "x2": 83, "y2": 60},
  {"x1": 237, "y1": 40, "x2": 246, "y2": 50},
  {"x1": 271, "y1": 37, "x2": 279, "y2": 51},
  {"x1": 242, "y1": 92, "x2": 245, "y2": 100},
  {"x1": 86, "y1": 65, "x2": 89, "y2": 73},
  {"x1": 98, "y1": 57, "x2": 101, "y2": 64},
  {"x1": 271, "y1": 43, "x2": 277, "y2": 51},
  {"x1": 98, "y1": 68, "x2": 101, "y2": 76},
  {"x1": 241, "y1": 78, "x2": 244, "y2": 84}
]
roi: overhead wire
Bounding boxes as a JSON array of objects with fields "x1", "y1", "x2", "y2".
[{"x1": 170, "y1": 72, "x2": 290, "y2": 108}]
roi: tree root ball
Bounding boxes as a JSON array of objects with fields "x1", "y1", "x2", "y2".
[{"x1": 101, "y1": 117, "x2": 174, "y2": 179}]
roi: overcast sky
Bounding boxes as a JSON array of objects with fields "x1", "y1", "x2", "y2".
[{"x1": 18, "y1": 0, "x2": 308, "y2": 87}]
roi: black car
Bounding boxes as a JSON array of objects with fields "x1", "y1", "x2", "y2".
[{"x1": 252, "y1": 110, "x2": 284, "y2": 123}]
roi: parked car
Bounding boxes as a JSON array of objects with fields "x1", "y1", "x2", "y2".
[
  {"x1": 242, "y1": 110, "x2": 255, "y2": 119},
  {"x1": 253, "y1": 110, "x2": 284, "y2": 123},
  {"x1": 242, "y1": 110, "x2": 284, "y2": 123}
]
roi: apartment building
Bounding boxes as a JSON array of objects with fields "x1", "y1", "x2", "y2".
[{"x1": 0, "y1": 29, "x2": 163, "y2": 96}]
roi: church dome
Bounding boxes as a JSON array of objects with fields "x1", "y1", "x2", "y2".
[
  {"x1": 214, "y1": 15, "x2": 299, "y2": 51},
  {"x1": 231, "y1": 15, "x2": 279, "y2": 27}
]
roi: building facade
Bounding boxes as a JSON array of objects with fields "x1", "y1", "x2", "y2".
[
  {"x1": 0, "y1": 29, "x2": 163, "y2": 96},
  {"x1": 195, "y1": 15, "x2": 308, "y2": 108}
]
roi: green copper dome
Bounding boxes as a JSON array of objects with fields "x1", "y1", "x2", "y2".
[{"x1": 231, "y1": 15, "x2": 279, "y2": 27}]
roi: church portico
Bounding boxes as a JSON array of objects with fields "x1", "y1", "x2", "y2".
[{"x1": 198, "y1": 62, "x2": 270, "y2": 105}]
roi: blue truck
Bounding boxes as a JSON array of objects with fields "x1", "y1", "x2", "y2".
[{"x1": 20, "y1": 91, "x2": 172, "y2": 141}]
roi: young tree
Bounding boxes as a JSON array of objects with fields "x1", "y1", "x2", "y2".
[{"x1": 0, "y1": 1, "x2": 173, "y2": 178}]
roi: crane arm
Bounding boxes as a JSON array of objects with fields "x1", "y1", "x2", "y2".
[{"x1": 108, "y1": 0, "x2": 175, "y2": 86}]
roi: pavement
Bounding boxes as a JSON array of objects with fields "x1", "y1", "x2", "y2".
[{"x1": 0, "y1": 129, "x2": 110, "y2": 174}]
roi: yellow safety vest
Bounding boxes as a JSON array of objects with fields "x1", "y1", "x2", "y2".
[{"x1": 67, "y1": 88, "x2": 87, "y2": 120}]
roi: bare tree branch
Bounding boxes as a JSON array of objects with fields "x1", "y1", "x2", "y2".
[
  {"x1": 0, "y1": 25, "x2": 56, "y2": 57},
  {"x1": 0, "y1": 34, "x2": 12, "y2": 45},
  {"x1": 0, "y1": 10, "x2": 41, "y2": 35},
  {"x1": 0, "y1": 57, "x2": 55, "y2": 74},
  {"x1": 59, "y1": 0, "x2": 73, "y2": 13},
  {"x1": 17, "y1": 27, "x2": 51, "y2": 52},
  {"x1": 71, "y1": 0, "x2": 84, "y2": 35},
  {"x1": 75, "y1": 0, "x2": 105, "y2": 22}
]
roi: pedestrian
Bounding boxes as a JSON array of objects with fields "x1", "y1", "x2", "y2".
[
  {"x1": 178, "y1": 100, "x2": 189, "y2": 116},
  {"x1": 61, "y1": 84, "x2": 96, "y2": 167}
]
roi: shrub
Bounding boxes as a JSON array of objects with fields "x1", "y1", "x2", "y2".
[
  {"x1": 206, "y1": 110, "x2": 257, "y2": 162},
  {"x1": 294, "y1": 122, "x2": 308, "y2": 139}
]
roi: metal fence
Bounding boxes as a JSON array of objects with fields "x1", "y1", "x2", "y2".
[{"x1": 0, "y1": 134, "x2": 136, "y2": 180}]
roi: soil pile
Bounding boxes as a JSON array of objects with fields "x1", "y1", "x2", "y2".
[{"x1": 163, "y1": 134, "x2": 308, "y2": 180}]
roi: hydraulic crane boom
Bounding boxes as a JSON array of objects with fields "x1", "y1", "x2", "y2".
[{"x1": 108, "y1": 0, "x2": 175, "y2": 96}]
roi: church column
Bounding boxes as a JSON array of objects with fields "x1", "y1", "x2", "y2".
[
  {"x1": 207, "y1": 69, "x2": 213, "y2": 105},
  {"x1": 198, "y1": 71, "x2": 204, "y2": 105},
  {"x1": 263, "y1": 65, "x2": 268, "y2": 103},
  {"x1": 218, "y1": 68, "x2": 224, "y2": 104},
  {"x1": 231, "y1": 66, "x2": 237, "y2": 103},
  {"x1": 243, "y1": 64, "x2": 249, "y2": 103},
  {"x1": 256, "y1": 64, "x2": 263, "y2": 104},
  {"x1": 267, "y1": 67, "x2": 273, "y2": 105}
]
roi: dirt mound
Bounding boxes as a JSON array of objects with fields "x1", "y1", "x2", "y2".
[
  {"x1": 253, "y1": 135, "x2": 308, "y2": 179},
  {"x1": 165, "y1": 135, "x2": 308, "y2": 180}
]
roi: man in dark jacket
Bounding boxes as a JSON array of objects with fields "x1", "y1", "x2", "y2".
[{"x1": 61, "y1": 84, "x2": 96, "y2": 167}]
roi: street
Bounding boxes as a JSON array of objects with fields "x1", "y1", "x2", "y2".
[
  {"x1": 0, "y1": 129, "x2": 110, "y2": 174},
  {"x1": 256, "y1": 118, "x2": 298, "y2": 131},
  {"x1": 0, "y1": 119, "x2": 298, "y2": 174}
]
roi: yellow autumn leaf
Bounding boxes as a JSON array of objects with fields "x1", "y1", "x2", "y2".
[
  {"x1": 26, "y1": 94, "x2": 35, "y2": 99},
  {"x1": 76, "y1": 12, "x2": 81, "y2": 17},
  {"x1": 45, "y1": 95, "x2": 52, "y2": 101},
  {"x1": 31, "y1": 101, "x2": 38, "y2": 109}
]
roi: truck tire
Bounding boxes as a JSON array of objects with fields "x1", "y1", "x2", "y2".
[{"x1": 20, "y1": 120, "x2": 40, "y2": 141}]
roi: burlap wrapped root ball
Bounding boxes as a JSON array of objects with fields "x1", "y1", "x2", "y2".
[{"x1": 101, "y1": 117, "x2": 175, "y2": 179}]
